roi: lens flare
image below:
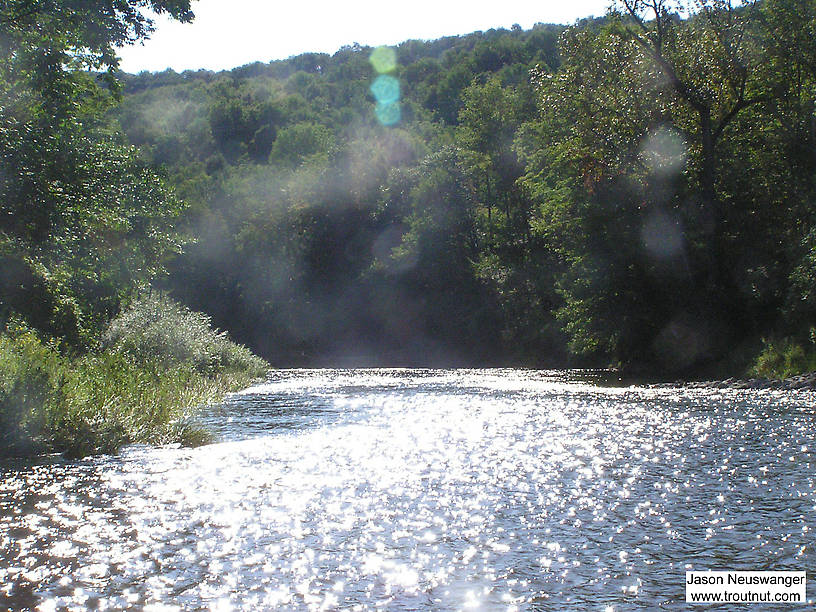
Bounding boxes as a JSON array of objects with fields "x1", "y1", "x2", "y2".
[
  {"x1": 640, "y1": 126, "x2": 686, "y2": 177},
  {"x1": 375, "y1": 101, "x2": 401, "y2": 126},
  {"x1": 369, "y1": 46, "x2": 397, "y2": 74},
  {"x1": 369, "y1": 47, "x2": 400, "y2": 126},
  {"x1": 641, "y1": 209, "x2": 684, "y2": 260},
  {"x1": 370, "y1": 75, "x2": 400, "y2": 105}
]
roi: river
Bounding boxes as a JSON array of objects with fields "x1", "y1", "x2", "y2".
[{"x1": 1, "y1": 369, "x2": 814, "y2": 610}]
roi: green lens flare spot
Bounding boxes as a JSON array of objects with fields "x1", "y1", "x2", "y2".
[
  {"x1": 369, "y1": 46, "x2": 397, "y2": 73},
  {"x1": 375, "y1": 101, "x2": 401, "y2": 126},
  {"x1": 370, "y1": 75, "x2": 400, "y2": 105}
]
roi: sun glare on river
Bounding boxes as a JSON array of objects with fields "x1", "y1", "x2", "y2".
[{"x1": 1, "y1": 369, "x2": 814, "y2": 609}]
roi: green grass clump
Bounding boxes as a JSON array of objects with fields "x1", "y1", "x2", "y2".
[
  {"x1": 42, "y1": 354, "x2": 219, "y2": 457},
  {"x1": 0, "y1": 324, "x2": 63, "y2": 456},
  {"x1": 748, "y1": 336, "x2": 816, "y2": 379},
  {"x1": 1, "y1": 296, "x2": 268, "y2": 459}
]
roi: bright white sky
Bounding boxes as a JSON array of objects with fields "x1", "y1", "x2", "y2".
[{"x1": 117, "y1": 0, "x2": 612, "y2": 73}]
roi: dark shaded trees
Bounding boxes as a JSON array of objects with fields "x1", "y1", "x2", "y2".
[
  {"x1": 515, "y1": 1, "x2": 816, "y2": 372},
  {"x1": 519, "y1": 24, "x2": 681, "y2": 365}
]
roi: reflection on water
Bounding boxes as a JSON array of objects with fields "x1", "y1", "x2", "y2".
[{"x1": 1, "y1": 369, "x2": 814, "y2": 610}]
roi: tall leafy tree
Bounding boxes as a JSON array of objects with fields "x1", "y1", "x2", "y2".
[
  {"x1": 0, "y1": 0, "x2": 194, "y2": 343},
  {"x1": 517, "y1": 1, "x2": 816, "y2": 371},
  {"x1": 610, "y1": 0, "x2": 769, "y2": 320},
  {"x1": 612, "y1": 0, "x2": 764, "y2": 212},
  {"x1": 757, "y1": 0, "x2": 816, "y2": 332},
  {"x1": 520, "y1": 24, "x2": 679, "y2": 365},
  {"x1": 457, "y1": 76, "x2": 529, "y2": 230},
  {"x1": 611, "y1": 0, "x2": 816, "y2": 347}
]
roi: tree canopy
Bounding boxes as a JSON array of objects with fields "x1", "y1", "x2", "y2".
[
  {"x1": 0, "y1": 0, "x2": 193, "y2": 344},
  {"x1": 4, "y1": 1, "x2": 815, "y2": 376}
]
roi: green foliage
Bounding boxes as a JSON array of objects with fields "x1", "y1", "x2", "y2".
[
  {"x1": 207, "y1": 80, "x2": 283, "y2": 161},
  {"x1": 0, "y1": 0, "x2": 193, "y2": 127},
  {"x1": 0, "y1": 0, "x2": 193, "y2": 345},
  {"x1": 749, "y1": 337, "x2": 816, "y2": 380},
  {"x1": 0, "y1": 297, "x2": 267, "y2": 459},
  {"x1": 96, "y1": 11, "x2": 816, "y2": 375},
  {"x1": 512, "y1": 3, "x2": 816, "y2": 372},
  {"x1": 0, "y1": 0, "x2": 274, "y2": 459},
  {"x1": 0, "y1": 113, "x2": 188, "y2": 343},
  {"x1": 43, "y1": 352, "x2": 228, "y2": 458},
  {"x1": 269, "y1": 122, "x2": 335, "y2": 167},
  {"x1": 0, "y1": 324, "x2": 63, "y2": 456},
  {"x1": 518, "y1": 23, "x2": 677, "y2": 366},
  {"x1": 103, "y1": 293, "x2": 268, "y2": 376}
]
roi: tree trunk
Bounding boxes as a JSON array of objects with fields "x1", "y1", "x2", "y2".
[
  {"x1": 485, "y1": 168, "x2": 492, "y2": 222},
  {"x1": 700, "y1": 106, "x2": 717, "y2": 216}
]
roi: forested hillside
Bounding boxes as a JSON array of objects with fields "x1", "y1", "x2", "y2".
[
  {"x1": 4, "y1": 0, "x2": 816, "y2": 389},
  {"x1": 112, "y1": 0, "x2": 816, "y2": 375},
  {"x1": 114, "y1": 23, "x2": 567, "y2": 367}
]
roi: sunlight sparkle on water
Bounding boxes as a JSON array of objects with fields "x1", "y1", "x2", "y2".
[{"x1": 1, "y1": 369, "x2": 814, "y2": 609}]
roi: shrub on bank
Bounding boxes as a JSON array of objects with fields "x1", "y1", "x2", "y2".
[
  {"x1": 41, "y1": 353, "x2": 220, "y2": 457},
  {"x1": 0, "y1": 296, "x2": 268, "y2": 459},
  {"x1": 749, "y1": 336, "x2": 816, "y2": 379},
  {"x1": 102, "y1": 293, "x2": 266, "y2": 375}
]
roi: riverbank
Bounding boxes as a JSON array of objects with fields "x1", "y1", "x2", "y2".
[
  {"x1": 0, "y1": 295, "x2": 268, "y2": 459},
  {"x1": 687, "y1": 372, "x2": 816, "y2": 391}
]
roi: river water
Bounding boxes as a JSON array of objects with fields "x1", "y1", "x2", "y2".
[{"x1": 1, "y1": 369, "x2": 814, "y2": 610}]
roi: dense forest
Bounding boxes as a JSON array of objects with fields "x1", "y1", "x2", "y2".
[
  {"x1": 3, "y1": 0, "x2": 816, "y2": 456},
  {"x1": 114, "y1": 23, "x2": 566, "y2": 367},
  {"x1": 113, "y1": 0, "x2": 816, "y2": 375}
]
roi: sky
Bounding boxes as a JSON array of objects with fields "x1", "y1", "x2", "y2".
[{"x1": 117, "y1": 0, "x2": 612, "y2": 74}]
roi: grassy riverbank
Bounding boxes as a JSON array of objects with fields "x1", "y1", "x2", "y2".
[{"x1": 0, "y1": 295, "x2": 268, "y2": 459}]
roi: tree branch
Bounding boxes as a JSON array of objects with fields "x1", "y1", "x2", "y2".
[
  {"x1": 623, "y1": 26, "x2": 709, "y2": 113},
  {"x1": 713, "y1": 94, "x2": 765, "y2": 141}
]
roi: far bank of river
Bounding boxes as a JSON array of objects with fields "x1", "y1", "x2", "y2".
[{"x1": 672, "y1": 371, "x2": 816, "y2": 391}]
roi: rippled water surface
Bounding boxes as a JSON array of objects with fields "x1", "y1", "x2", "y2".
[{"x1": 2, "y1": 369, "x2": 815, "y2": 610}]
